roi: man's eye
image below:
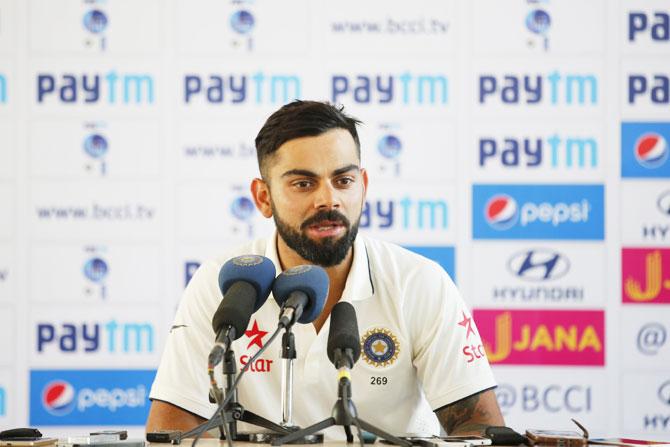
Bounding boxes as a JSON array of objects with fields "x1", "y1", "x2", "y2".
[
  {"x1": 336, "y1": 177, "x2": 354, "y2": 186},
  {"x1": 293, "y1": 180, "x2": 313, "y2": 188}
]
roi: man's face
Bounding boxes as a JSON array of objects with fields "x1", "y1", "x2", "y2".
[{"x1": 254, "y1": 129, "x2": 368, "y2": 267}]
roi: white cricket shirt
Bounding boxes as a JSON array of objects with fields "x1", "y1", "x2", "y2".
[{"x1": 150, "y1": 231, "x2": 496, "y2": 437}]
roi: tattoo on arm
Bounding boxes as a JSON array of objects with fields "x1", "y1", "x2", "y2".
[{"x1": 436, "y1": 393, "x2": 493, "y2": 435}]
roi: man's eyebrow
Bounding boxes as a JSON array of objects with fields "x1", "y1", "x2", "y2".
[{"x1": 281, "y1": 164, "x2": 360, "y2": 178}]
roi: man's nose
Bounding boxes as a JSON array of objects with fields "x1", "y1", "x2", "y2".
[{"x1": 314, "y1": 182, "x2": 341, "y2": 210}]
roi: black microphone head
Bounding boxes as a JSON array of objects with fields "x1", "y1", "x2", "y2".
[
  {"x1": 218, "y1": 255, "x2": 276, "y2": 312},
  {"x1": 211, "y1": 281, "x2": 256, "y2": 339},
  {"x1": 272, "y1": 264, "x2": 329, "y2": 324},
  {"x1": 327, "y1": 301, "x2": 361, "y2": 366}
]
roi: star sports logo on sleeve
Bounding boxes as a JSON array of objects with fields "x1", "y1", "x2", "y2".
[{"x1": 458, "y1": 311, "x2": 486, "y2": 364}]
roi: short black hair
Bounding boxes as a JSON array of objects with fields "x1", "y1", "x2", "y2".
[{"x1": 254, "y1": 100, "x2": 362, "y2": 178}]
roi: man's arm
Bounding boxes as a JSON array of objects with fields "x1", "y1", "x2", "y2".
[
  {"x1": 146, "y1": 399, "x2": 207, "y2": 433},
  {"x1": 435, "y1": 388, "x2": 504, "y2": 435}
]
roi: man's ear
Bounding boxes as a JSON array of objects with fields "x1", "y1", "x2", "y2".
[
  {"x1": 251, "y1": 178, "x2": 273, "y2": 218},
  {"x1": 360, "y1": 167, "x2": 369, "y2": 200}
]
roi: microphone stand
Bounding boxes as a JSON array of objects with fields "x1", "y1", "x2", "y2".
[
  {"x1": 203, "y1": 348, "x2": 290, "y2": 442},
  {"x1": 270, "y1": 370, "x2": 411, "y2": 447}
]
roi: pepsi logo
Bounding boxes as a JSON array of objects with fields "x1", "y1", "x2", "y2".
[
  {"x1": 485, "y1": 194, "x2": 518, "y2": 230},
  {"x1": 635, "y1": 133, "x2": 669, "y2": 169},
  {"x1": 42, "y1": 380, "x2": 75, "y2": 416}
]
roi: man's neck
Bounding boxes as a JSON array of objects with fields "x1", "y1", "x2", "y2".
[{"x1": 276, "y1": 235, "x2": 354, "y2": 333}]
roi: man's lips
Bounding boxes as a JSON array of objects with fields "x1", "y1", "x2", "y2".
[{"x1": 304, "y1": 220, "x2": 346, "y2": 237}]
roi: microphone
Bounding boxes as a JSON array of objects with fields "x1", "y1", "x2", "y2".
[
  {"x1": 208, "y1": 255, "x2": 276, "y2": 367},
  {"x1": 327, "y1": 301, "x2": 361, "y2": 371},
  {"x1": 272, "y1": 265, "x2": 329, "y2": 328}
]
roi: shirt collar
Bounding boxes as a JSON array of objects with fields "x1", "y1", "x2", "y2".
[{"x1": 264, "y1": 230, "x2": 374, "y2": 302}]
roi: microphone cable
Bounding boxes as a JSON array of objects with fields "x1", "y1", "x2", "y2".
[{"x1": 191, "y1": 324, "x2": 283, "y2": 447}]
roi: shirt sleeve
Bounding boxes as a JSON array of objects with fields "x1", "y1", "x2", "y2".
[
  {"x1": 149, "y1": 260, "x2": 222, "y2": 419},
  {"x1": 404, "y1": 261, "x2": 497, "y2": 411}
]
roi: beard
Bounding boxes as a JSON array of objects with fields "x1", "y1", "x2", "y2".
[{"x1": 272, "y1": 206, "x2": 360, "y2": 267}]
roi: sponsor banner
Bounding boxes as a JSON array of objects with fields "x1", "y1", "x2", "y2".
[
  {"x1": 621, "y1": 183, "x2": 670, "y2": 244},
  {"x1": 621, "y1": 122, "x2": 670, "y2": 178},
  {"x1": 0, "y1": 243, "x2": 13, "y2": 302},
  {"x1": 177, "y1": 120, "x2": 260, "y2": 181},
  {"x1": 472, "y1": 184, "x2": 605, "y2": 240},
  {"x1": 321, "y1": 60, "x2": 455, "y2": 118},
  {"x1": 175, "y1": 182, "x2": 275, "y2": 241},
  {"x1": 403, "y1": 246, "x2": 455, "y2": 280},
  {"x1": 0, "y1": 120, "x2": 14, "y2": 180},
  {"x1": 472, "y1": 121, "x2": 604, "y2": 182},
  {"x1": 473, "y1": 0, "x2": 605, "y2": 55},
  {"x1": 30, "y1": 243, "x2": 161, "y2": 304},
  {"x1": 472, "y1": 243, "x2": 605, "y2": 307},
  {"x1": 176, "y1": 0, "x2": 309, "y2": 56},
  {"x1": 177, "y1": 60, "x2": 306, "y2": 115},
  {"x1": 29, "y1": 369, "x2": 155, "y2": 426},
  {"x1": 30, "y1": 119, "x2": 160, "y2": 179},
  {"x1": 0, "y1": 183, "x2": 14, "y2": 238},
  {"x1": 359, "y1": 184, "x2": 455, "y2": 245},
  {"x1": 0, "y1": 367, "x2": 12, "y2": 425},
  {"x1": 177, "y1": 241, "x2": 241, "y2": 289},
  {"x1": 30, "y1": 306, "x2": 161, "y2": 366},
  {"x1": 30, "y1": 60, "x2": 159, "y2": 114},
  {"x1": 0, "y1": 0, "x2": 17, "y2": 54},
  {"x1": 30, "y1": 181, "x2": 160, "y2": 240},
  {"x1": 622, "y1": 248, "x2": 670, "y2": 305},
  {"x1": 0, "y1": 305, "x2": 14, "y2": 366},
  {"x1": 621, "y1": 62, "x2": 670, "y2": 117},
  {"x1": 621, "y1": 372, "x2": 670, "y2": 433},
  {"x1": 319, "y1": 0, "x2": 456, "y2": 56},
  {"x1": 29, "y1": 0, "x2": 161, "y2": 54},
  {"x1": 493, "y1": 367, "x2": 608, "y2": 433},
  {"x1": 473, "y1": 309, "x2": 605, "y2": 366},
  {"x1": 621, "y1": 307, "x2": 670, "y2": 369},
  {"x1": 622, "y1": 3, "x2": 670, "y2": 55},
  {"x1": 473, "y1": 59, "x2": 602, "y2": 118},
  {"x1": 360, "y1": 119, "x2": 456, "y2": 182}
]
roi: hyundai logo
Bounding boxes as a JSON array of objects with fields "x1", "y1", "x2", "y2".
[
  {"x1": 659, "y1": 380, "x2": 670, "y2": 406},
  {"x1": 507, "y1": 249, "x2": 570, "y2": 281},
  {"x1": 658, "y1": 190, "x2": 670, "y2": 217}
]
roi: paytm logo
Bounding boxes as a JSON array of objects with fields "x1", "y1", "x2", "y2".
[
  {"x1": 331, "y1": 72, "x2": 448, "y2": 105},
  {"x1": 479, "y1": 135, "x2": 598, "y2": 169},
  {"x1": 183, "y1": 72, "x2": 301, "y2": 104},
  {"x1": 360, "y1": 197, "x2": 448, "y2": 231},
  {"x1": 479, "y1": 71, "x2": 598, "y2": 105},
  {"x1": 36, "y1": 320, "x2": 154, "y2": 354},
  {"x1": 629, "y1": 11, "x2": 670, "y2": 42},
  {"x1": 36, "y1": 71, "x2": 154, "y2": 104},
  {"x1": 0, "y1": 74, "x2": 6, "y2": 103},
  {"x1": 621, "y1": 122, "x2": 670, "y2": 178},
  {"x1": 30, "y1": 369, "x2": 154, "y2": 425},
  {"x1": 472, "y1": 184, "x2": 604, "y2": 240},
  {"x1": 628, "y1": 74, "x2": 669, "y2": 105}
]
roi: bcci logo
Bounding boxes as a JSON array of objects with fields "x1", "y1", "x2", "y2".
[
  {"x1": 230, "y1": 194, "x2": 256, "y2": 238},
  {"x1": 83, "y1": 247, "x2": 108, "y2": 299},
  {"x1": 42, "y1": 380, "x2": 76, "y2": 416},
  {"x1": 525, "y1": 1, "x2": 550, "y2": 51},
  {"x1": 82, "y1": 8, "x2": 108, "y2": 51},
  {"x1": 376, "y1": 124, "x2": 403, "y2": 177},
  {"x1": 232, "y1": 255, "x2": 263, "y2": 267},
  {"x1": 284, "y1": 265, "x2": 312, "y2": 276},
  {"x1": 361, "y1": 328, "x2": 400, "y2": 368},
  {"x1": 229, "y1": 3, "x2": 255, "y2": 51},
  {"x1": 83, "y1": 129, "x2": 109, "y2": 176}
]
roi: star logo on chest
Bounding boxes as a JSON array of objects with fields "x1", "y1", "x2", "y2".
[
  {"x1": 458, "y1": 311, "x2": 476, "y2": 339},
  {"x1": 244, "y1": 320, "x2": 268, "y2": 350}
]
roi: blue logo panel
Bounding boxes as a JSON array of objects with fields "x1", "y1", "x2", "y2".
[
  {"x1": 472, "y1": 184, "x2": 604, "y2": 240},
  {"x1": 621, "y1": 122, "x2": 670, "y2": 178},
  {"x1": 30, "y1": 369, "x2": 155, "y2": 426},
  {"x1": 404, "y1": 246, "x2": 455, "y2": 281}
]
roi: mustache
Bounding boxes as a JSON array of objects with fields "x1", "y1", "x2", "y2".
[{"x1": 300, "y1": 210, "x2": 351, "y2": 230}]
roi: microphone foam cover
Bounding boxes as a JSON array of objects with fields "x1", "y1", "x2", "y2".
[
  {"x1": 327, "y1": 301, "x2": 361, "y2": 365},
  {"x1": 218, "y1": 255, "x2": 276, "y2": 312},
  {"x1": 211, "y1": 281, "x2": 256, "y2": 338},
  {"x1": 272, "y1": 265, "x2": 329, "y2": 324}
]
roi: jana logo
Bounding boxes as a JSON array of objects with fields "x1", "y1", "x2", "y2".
[
  {"x1": 485, "y1": 195, "x2": 518, "y2": 230},
  {"x1": 377, "y1": 135, "x2": 402, "y2": 160},
  {"x1": 635, "y1": 133, "x2": 668, "y2": 169},
  {"x1": 507, "y1": 249, "x2": 570, "y2": 282},
  {"x1": 230, "y1": 10, "x2": 255, "y2": 34},
  {"x1": 83, "y1": 10, "x2": 108, "y2": 34},
  {"x1": 43, "y1": 380, "x2": 76, "y2": 416}
]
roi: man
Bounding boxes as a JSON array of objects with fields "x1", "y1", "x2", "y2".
[{"x1": 147, "y1": 100, "x2": 504, "y2": 437}]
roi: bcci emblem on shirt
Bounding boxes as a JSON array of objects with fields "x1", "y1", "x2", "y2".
[{"x1": 361, "y1": 328, "x2": 400, "y2": 367}]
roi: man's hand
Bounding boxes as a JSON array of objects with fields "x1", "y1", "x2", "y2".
[{"x1": 435, "y1": 388, "x2": 504, "y2": 435}]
